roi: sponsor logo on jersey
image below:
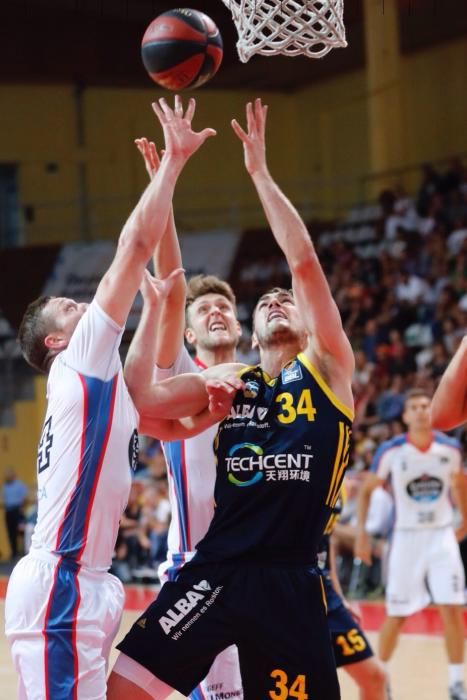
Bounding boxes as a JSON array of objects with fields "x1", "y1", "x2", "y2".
[
  {"x1": 226, "y1": 442, "x2": 313, "y2": 486},
  {"x1": 406, "y1": 473, "x2": 443, "y2": 502},
  {"x1": 244, "y1": 380, "x2": 259, "y2": 398},
  {"x1": 281, "y1": 360, "x2": 303, "y2": 384},
  {"x1": 128, "y1": 429, "x2": 139, "y2": 471},
  {"x1": 158, "y1": 581, "x2": 223, "y2": 636},
  {"x1": 229, "y1": 404, "x2": 268, "y2": 421}
]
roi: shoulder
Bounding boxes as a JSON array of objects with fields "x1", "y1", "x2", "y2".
[
  {"x1": 372, "y1": 435, "x2": 407, "y2": 466},
  {"x1": 433, "y1": 431, "x2": 461, "y2": 451}
]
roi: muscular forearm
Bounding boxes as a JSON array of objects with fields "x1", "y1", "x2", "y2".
[
  {"x1": 431, "y1": 336, "x2": 467, "y2": 429},
  {"x1": 119, "y1": 156, "x2": 184, "y2": 257},
  {"x1": 139, "y1": 405, "x2": 218, "y2": 441},
  {"x1": 124, "y1": 302, "x2": 161, "y2": 400},
  {"x1": 250, "y1": 167, "x2": 315, "y2": 269},
  {"x1": 136, "y1": 372, "x2": 208, "y2": 419}
]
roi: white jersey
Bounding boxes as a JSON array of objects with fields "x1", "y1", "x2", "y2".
[
  {"x1": 371, "y1": 431, "x2": 462, "y2": 530},
  {"x1": 31, "y1": 300, "x2": 138, "y2": 570},
  {"x1": 154, "y1": 346, "x2": 217, "y2": 580}
]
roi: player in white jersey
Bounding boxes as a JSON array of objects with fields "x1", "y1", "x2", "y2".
[
  {"x1": 126, "y1": 138, "x2": 243, "y2": 700},
  {"x1": 5, "y1": 96, "x2": 221, "y2": 700},
  {"x1": 355, "y1": 389, "x2": 467, "y2": 700}
]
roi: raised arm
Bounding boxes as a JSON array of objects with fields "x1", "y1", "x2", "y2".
[
  {"x1": 124, "y1": 268, "x2": 184, "y2": 406},
  {"x1": 431, "y1": 336, "x2": 467, "y2": 429},
  {"x1": 135, "y1": 137, "x2": 187, "y2": 368},
  {"x1": 95, "y1": 96, "x2": 215, "y2": 327},
  {"x1": 231, "y1": 99, "x2": 354, "y2": 385},
  {"x1": 137, "y1": 375, "x2": 244, "y2": 440}
]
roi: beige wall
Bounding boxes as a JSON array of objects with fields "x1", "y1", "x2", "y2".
[{"x1": 1, "y1": 37, "x2": 465, "y2": 241}]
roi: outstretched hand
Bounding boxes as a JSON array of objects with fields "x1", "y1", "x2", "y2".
[
  {"x1": 152, "y1": 94, "x2": 216, "y2": 164},
  {"x1": 231, "y1": 98, "x2": 269, "y2": 176},
  {"x1": 134, "y1": 138, "x2": 162, "y2": 181},
  {"x1": 140, "y1": 268, "x2": 185, "y2": 308},
  {"x1": 206, "y1": 376, "x2": 244, "y2": 421}
]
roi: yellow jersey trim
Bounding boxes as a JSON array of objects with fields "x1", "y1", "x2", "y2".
[{"x1": 297, "y1": 353, "x2": 354, "y2": 421}]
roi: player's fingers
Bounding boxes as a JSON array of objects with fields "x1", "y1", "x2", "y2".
[
  {"x1": 185, "y1": 97, "x2": 196, "y2": 122},
  {"x1": 174, "y1": 94, "x2": 183, "y2": 116},
  {"x1": 199, "y1": 128, "x2": 217, "y2": 142},
  {"x1": 165, "y1": 267, "x2": 185, "y2": 283},
  {"x1": 231, "y1": 119, "x2": 248, "y2": 142},
  {"x1": 158, "y1": 97, "x2": 173, "y2": 118},
  {"x1": 152, "y1": 101, "x2": 167, "y2": 124},
  {"x1": 246, "y1": 101, "x2": 256, "y2": 135}
]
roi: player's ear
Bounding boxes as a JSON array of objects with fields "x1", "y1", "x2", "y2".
[
  {"x1": 185, "y1": 327, "x2": 196, "y2": 346},
  {"x1": 44, "y1": 333, "x2": 67, "y2": 351},
  {"x1": 251, "y1": 331, "x2": 259, "y2": 349}
]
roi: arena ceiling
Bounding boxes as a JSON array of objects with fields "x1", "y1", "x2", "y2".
[{"x1": 1, "y1": 0, "x2": 467, "y2": 91}]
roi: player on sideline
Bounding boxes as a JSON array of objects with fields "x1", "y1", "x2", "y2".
[
  {"x1": 355, "y1": 389, "x2": 467, "y2": 700},
  {"x1": 319, "y1": 492, "x2": 387, "y2": 700},
  {"x1": 129, "y1": 134, "x2": 243, "y2": 700},
  {"x1": 4, "y1": 97, "x2": 222, "y2": 700},
  {"x1": 431, "y1": 335, "x2": 467, "y2": 429},
  {"x1": 107, "y1": 98, "x2": 355, "y2": 700}
]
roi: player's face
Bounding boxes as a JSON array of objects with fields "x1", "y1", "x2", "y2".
[
  {"x1": 252, "y1": 291, "x2": 306, "y2": 349},
  {"x1": 45, "y1": 297, "x2": 88, "y2": 341},
  {"x1": 403, "y1": 396, "x2": 432, "y2": 431},
  {"x1": 185, "y1": 293, "x2": 240, "y2": 351}
]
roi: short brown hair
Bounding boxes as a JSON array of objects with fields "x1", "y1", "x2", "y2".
[
  {"x1": 253, "y1": 287, "x2": 294, "y2": 318},
  {"x1": 185, "y1": 275, "x2": 236, "y2": 321},
  {"x1": 17, "y1": 296, "x2": 55, "y2": 373},
  {"x1": 404, "y1": 388, "x2": 432, "y2": 408}
]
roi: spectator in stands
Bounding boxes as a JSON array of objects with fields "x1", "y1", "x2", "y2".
[{"x1": 1, "y1": 468, "x2": 28, "y2": 561}]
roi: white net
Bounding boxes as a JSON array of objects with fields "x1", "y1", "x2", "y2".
[{"x1": 222, "y1": 0, "x2": 347, "y2": 63}]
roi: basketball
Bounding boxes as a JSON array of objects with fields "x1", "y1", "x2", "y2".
[{"x1": 141, "y1": 8, "x2": 223, "y2": 91}]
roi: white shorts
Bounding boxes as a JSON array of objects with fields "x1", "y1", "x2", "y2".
[
  {"x1": 386, "y1": 527, "x2": 465, "y2": 617},
  {"x1": 158, "y1": 561, "x2": 243, "y2": 700},
  {"x1": 5, "y1": 549, "x2": 124, "y2": 700}
]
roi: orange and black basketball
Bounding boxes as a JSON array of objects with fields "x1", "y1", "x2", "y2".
[{"x1": 141, "y1": 8, "x2": 223, "y2": 90}]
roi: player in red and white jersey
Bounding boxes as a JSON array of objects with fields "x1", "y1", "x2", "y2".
[
  {"x1": 431, "y1": 334, "x2": 467, "y2": 430},
  {"x1": 5, "y1": 96, "x2": 219, "y2": 700},
  {"x1": 125, "y1": 137, "x2": 244, "y2": 700},
  {"x1": 355, "y1": 389, "x2": 467, "y2": 700}
]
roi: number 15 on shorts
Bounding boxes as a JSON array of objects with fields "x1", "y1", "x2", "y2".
[{"x1": 269, "y1": 669, "x2": 308, "y2": 699}]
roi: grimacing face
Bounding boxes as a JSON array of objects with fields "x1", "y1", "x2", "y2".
[
  {"x1": 252, "y1": 290, "x2": 306, "y2": 349},
  {"x1": 185, "y1": 293, "x2": 240, "y2": 351},
  {"x1": 402, "y1": 396, "x2": 432, "y2": 431}
]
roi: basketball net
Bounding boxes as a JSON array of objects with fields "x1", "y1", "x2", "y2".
[{"x1": 221, "y1": 0, "x2": 347, "y2": 62}]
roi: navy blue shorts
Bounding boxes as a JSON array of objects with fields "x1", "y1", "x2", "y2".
[
  {"x1": 117, "y1": 561, "x2": 340, "y2": 699},
  {"x1": 324, "y1": 577, "x2": 374, "y2": 668}
]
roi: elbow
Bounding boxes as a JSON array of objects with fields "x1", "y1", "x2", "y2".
[{"x1": 118, "y1": 223, "x2": 153, "y2": 264}]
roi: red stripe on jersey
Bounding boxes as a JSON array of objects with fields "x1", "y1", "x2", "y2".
[
  {"x1": 76, "y1": 376, "x2": 118, "y2": 561},
  {"x1": 194, "y1": 356, "x2": 207, "y2": 370}
]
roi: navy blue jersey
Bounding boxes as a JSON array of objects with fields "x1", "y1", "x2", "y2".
[{"x1": 195, "y1": 353, "x2": 353, "y2": 565}]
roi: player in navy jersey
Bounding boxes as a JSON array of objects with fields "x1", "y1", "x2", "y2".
[
  {"x1": 319, "y1": 493, "x2": 387, "y2": 700},
  {"x1": 355, "y1": 389, "x2": 467, "y2": 700},
  {"x1": 108, "y1": 98, "x2": 355, "y2": 700},
  {"x1": 127, "y1": 134, "x2": 244, "y2": 700},
  {"x1": 4, "y1": 97, "x2": 227, "y2": 700}
]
